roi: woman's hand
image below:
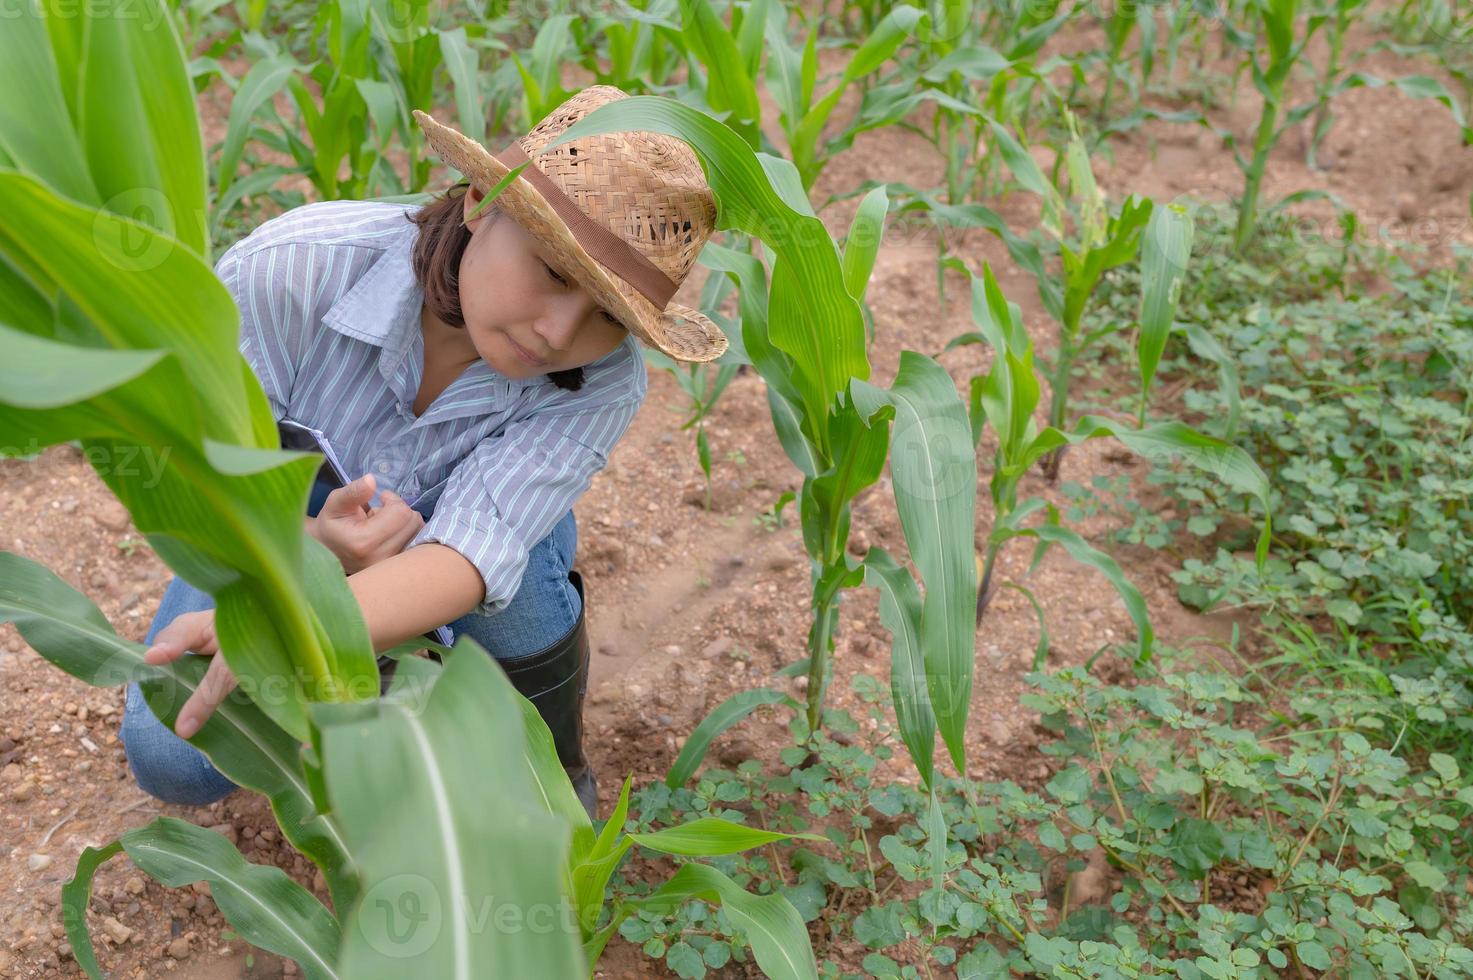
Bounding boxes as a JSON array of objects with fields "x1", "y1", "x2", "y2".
[
  {"x1": 309, "y1": 473, "x2": 426, "y2": 575},
  {"x1": 143, "y1": 609, "x2": 234, "y2": 739}
]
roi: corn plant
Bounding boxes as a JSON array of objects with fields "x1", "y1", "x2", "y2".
[
  {"x1": 1223, "y1": 0, "x2": 1471, "y2": 252},
  {"x1": 762, "y1": 3, "x2": 925, "y2": 190},
  {"x1": 582, "y1": 0, "x2": 685, "y2": 90},
  {"x1": 0, "y1": 1, "x2": 820, "y2": 974},
  {"x1": 981, "y1": 112, "x2": 1201, "y2": 481},
  {"x1": 863, "y1": 22, "x2": 1072, "y2": 315},
  {"x1": 510, "y1": 12, "x2": 586, "y2": 124},
  {"x1": 1088, "y1": 0, "x2": 1153, "y2": 123},
  {"x1": 213, "y1": 0, "x2": 498, "y2": 225},
  {"x1": 1304, "y1": 0, "x2": 1368, "y2": 168},
  {"x1": 642, "y1": 263, "x2": 744, "y2": 511},
  {"x1": 552, "y1": 97, "x2": 979, "y2": 794},
  {"x1": 947, "y1": 263, "x2": 1274, "y2": 660},
  {"x1": 673, "y1": 0, "x2": 767, "y2": 149}
]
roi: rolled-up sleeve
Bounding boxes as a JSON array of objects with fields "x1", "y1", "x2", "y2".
[
  {"x1": 408, "y1": 395, "x2": 642, "y2": 617},
  {"x1": 217, "y1": 239, "x2": 310, "y2": 422}
]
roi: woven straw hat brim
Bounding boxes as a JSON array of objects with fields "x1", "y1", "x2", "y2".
[{"x1": 412, "y1": 109, "x2": 728, "y2": 364}]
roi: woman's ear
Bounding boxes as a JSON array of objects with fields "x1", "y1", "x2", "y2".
[{"x1": 462, "y1": 185, "x2": 492, "y2": 231}]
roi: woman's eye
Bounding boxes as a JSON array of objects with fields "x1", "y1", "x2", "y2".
[{"x1": 544, "y1": 258, "x2": 619, "y2": 327}]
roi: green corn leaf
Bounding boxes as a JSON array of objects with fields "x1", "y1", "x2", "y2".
[
  {"x1": 1061, "y1": 196, "x2": 1152, "y2": 337},
  {"x1": 789, "y1": 5, "x2": 925, "y2": 180},
  {"x1": 695, "y1": 239, "x2": 822, "y2": 476},
  {"x1": 216, "y1": 54, "x2": 297, "y2": 202},
  {"x1": 1258, "y1": 0, "x2": 1299, "y2": 63},
  {"x1": 122, "y1": 817, "x2": 340, "y2": 980},
  {"x1": 1016, "y1": 519, "x2": 1155, "y2": 663},
  {"x1": 1081, "y1": 415, "x2": 1271, "y2": 562},
  {"x1": 841, "y1": 184, "x2": 890, "y2": 303},
  {"x1": 767, "y1": 385, "x2": 821, "y2": 478},
  {"x1": 1018, "y1": 414, "x2": 1272, "y2": 565},
  {"x1": 355, "y1": 78, "x2": 400, "y2": 151},
  {"x1": 572, "y1": 775, "x2": 636, "y2": 941},
  {"x1": 0, "y1": 172, "x2": 266, "y2": 444},
  {"x1": 926, "y1": 786, "x2": 947, "y2": 901},
  {"x1": 313, "y1": 640, "x2": 585, "y2": 977},
  {"x1": 630, "y1": 817, "x2": 821, "y2": 856},
  {"x1": 883, "y1": 182, "x2": 1057, "y2": 318},
  {"x1": 809, "y1": 399, "x2": 892, "y2": 562},
  {"x1": 78, "y1": 0, "x2": 208, "y2": 256},
  {"x1": 843, "y1": 5, "x2": 924, "y2": 82},
  {"x1": 851, "y1": 353, "x2": 978, "y2": 772},
  {"x1": 697, "y1": 425, "x2": 712, "y2": 479},
  {"x1": 0, "y1": 5, "x2": 98, "y2": 203},
  {"x1": 0, "y1": 550, "x2": 360, "y2": 911},
  {"x1": 1137, "y1": 201, "x2": 1195, "y2": 411},
  {"x1": 862, "y1": 546, "x2": 936, "y2": 788},
  {"x1": 666, "y1": 688, "x2": 795, "y2": 788},
  {"x1": 211, "y1": 164, "x2": 295, "y2": 242},
  {"x1": 762, "y1": 10, "x2": 805, "y2": 130},
  {"x1": 437, "y1": 28, "x2": 484, "y2": 146},
  {"x1": 987, "y1": 119, "x2": 1065, "y2": 237},
  {"x1": 0, "y1": 317, "x2": 378, "y2": 743},
  {"x1": 734, "y1": 0, "x2": 769, "y2": 78},
  {"x1": 1388, "y1": 74, "x2": 1472, "y2": 142},
  {"x1": 514, "y1": 684, "x2": 596, "y2": 859},
  {"x1": 1001, "y1": 581, "x2": 1051, "y2": 671},
  {"x1": 678, "y1": 0, "x2": 761, "y2": 146},
  {"x1": 61, "y1": 841, "x2": 124, "y2": 980}
]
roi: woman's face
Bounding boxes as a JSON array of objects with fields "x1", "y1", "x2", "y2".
[{"x1": 455, "y1": 185, "x2": 630, "y2": 379}]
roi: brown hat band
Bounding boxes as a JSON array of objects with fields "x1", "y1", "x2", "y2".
[{"x1": 494, "y1": 141, "x2": 679, "y2": 310}]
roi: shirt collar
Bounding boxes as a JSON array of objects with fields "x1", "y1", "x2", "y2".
[{"x1": 320, "y1": 222, "x2": 422, "y2": 360}]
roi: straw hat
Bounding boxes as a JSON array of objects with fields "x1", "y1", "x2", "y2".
[{"x1": 412, "y1": 86, "x2": 728, "y2": 363}]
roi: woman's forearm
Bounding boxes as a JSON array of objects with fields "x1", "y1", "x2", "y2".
[{"x1": 345, "y1": 543, "x2": 486, "y2": 652}]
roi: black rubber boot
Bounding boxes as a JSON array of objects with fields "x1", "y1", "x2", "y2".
[
  {"x1": 500, "y1": 569, "x2": 597, "y2": 821},
  {"x1": 375, "y1": 571, "x2": 597, "y2": 820}
]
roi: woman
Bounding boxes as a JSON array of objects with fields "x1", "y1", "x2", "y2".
[{"x1": 119, "y1": 85, "x2": 727, "y2": 819}]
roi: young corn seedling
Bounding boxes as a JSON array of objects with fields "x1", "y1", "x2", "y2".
[
  {"x1": 674, "y1": 0, "x2": 766, "y2": 149},
  {"x1": 1224, "y1": 0, "x2": 1470, "y2": 252},
  {"x1": 641, "y1": 264, "x2": 743, "y2": 511},
  {"x1": 947, "y1": 262, "x2": 1274, "y2": 664},
  {"x1": 762, "y1": 2, "x2": 926, "y2": 191},
  {"x1": 984, "y1": 110, "x2": 1197, "y2": 480},
  {"x1": 583, "y1": 1, "x2": 684, "y2": 90},
  {"x1": 863, "y1": 37, "x2": 1069, "y2": 314}
]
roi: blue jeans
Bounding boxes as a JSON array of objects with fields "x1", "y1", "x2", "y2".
[{"x1": 119, "y1": 480, "x2": 581, "y2": 805}]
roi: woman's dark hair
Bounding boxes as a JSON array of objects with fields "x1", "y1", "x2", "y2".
[{"x1": 407, "y1": 180, "x2": 584, "y2": 392}]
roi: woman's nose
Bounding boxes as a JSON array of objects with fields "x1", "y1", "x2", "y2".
[{"x1": 534, "y1": 298, "x2": 587, "y2": 349}]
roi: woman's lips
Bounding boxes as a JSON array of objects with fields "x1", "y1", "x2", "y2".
[{"x1": 508, "y1": 336, "x2": 548, "y2": 366}]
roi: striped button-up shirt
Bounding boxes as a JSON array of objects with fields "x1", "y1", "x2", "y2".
[{"x1": 217, "y1": 199, "x2": 648, "y2": 616}]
